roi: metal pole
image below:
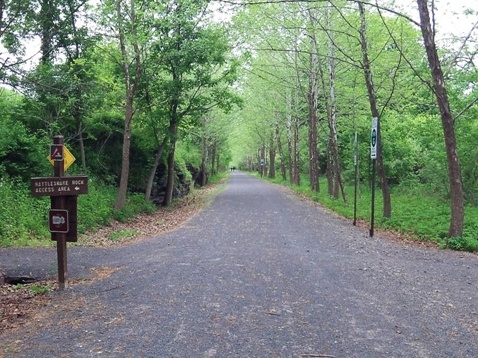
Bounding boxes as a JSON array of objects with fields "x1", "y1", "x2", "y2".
[
  {"x1": 370, "y1": 158, "x2": 376, "y2": 237},
  {"x1": 353, "y1": 132, "x2": 358, "y2": 226}
]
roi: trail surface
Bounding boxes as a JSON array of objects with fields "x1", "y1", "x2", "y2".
[{"x1": 1, "y1": 172, "x2": 477, "y2": 357}]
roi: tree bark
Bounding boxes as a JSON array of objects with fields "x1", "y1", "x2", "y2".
[
  {"x1": 275, "y1": 125, "x2": 287, "y2": 181},
  {"x1": 416, "y1": 0, "x2": 464, "y2": 237},
  {"x1": 358, "y1": 3, "x2": 391, "y2": 218},
  {"x1": 326, "y1": 139, "x2": 334, "y2": 196},
  {"x1": 144, "y1": 135, "x2": 168, "y2": 201},
  {"x1": 292, "y1": 115, "x2": 300, "y2": 186},
  {"x1": 114, "y1": 0, "x2": 142, "y2": 211},
  {"x1": 286, "y1": 108, "x2": 294, "y2": 184},
  {"x1": 40, "y1": 0, "x2": 55, "y2": 65},
  {"x1": 211, "y1": 141, "x2": 217, "y2": 176},
  {"x1": 163, "y1": 119, "x2": 178, "y2": 207},
  {"x1": 200, "y1": 131, "x2": 208, "y2": 186},
  {"x1": 307, "y1": 10, "x2": 320, "y2": 192},
  {"x1": 326, "y1": 21, "x2": 346, "y2": 202},
  {"x1": 268, "y1": 131, "x2": 276, "y2": 179}
]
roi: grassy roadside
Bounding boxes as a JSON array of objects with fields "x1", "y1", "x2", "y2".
[
  {"x1": 0, "y1": 172, "x2": 229, "y2": 248},
  {"x1": 258, "y1": 174, "x2": 478, "y2": 252}
]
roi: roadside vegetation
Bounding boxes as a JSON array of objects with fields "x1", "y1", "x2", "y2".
[
  {"x1": 0, "y1": 172, "x2": 228, "y2": 248},
  {"x1": 260, "y1": 175, "x2": 478, "y2": 252}
]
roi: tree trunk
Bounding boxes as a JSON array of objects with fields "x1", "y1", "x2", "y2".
[
  {"x1": 40, "y1": 0, "x2": 54, "y2": 65},
  {"x1": 163, "y1": 140, "x2": 176, "y2": 207},
  {"x1": 275, "y1": 125, "x2": 287, "y2": 181},
  {"x1": 200, "y1": 132, "x2": 208, "y2": 186},
  {"x1": 78, "y1": 125, "x2": 86, "y2": 172},
  {"x1": 417, "y1": 0, "x2": 464, "y2": 237},
  {"x1": 211, "y1": 141, "x2": 217, "y2": 176},
  {"x1": 114, "y1": 0, "x2": 142, "y2": 211},
  {"x1": 326, "y1": 139, "x2": 334, "y2": 196},
  {"x1": 293, "y1": 115, "x2": 300, "y2": 186},
  {"x1": 358, "y1": 3, "x2": 391, "y2": 218},
  {"x1": 269, "y1": 131, "x2": 276, "y2": 179},
  {"x1": 286, "y1": 112, "x2": 294, "y2": 184},
  {"x1": 327, "y1": 30, "x2": 346, "y2": 203},
  {"x1": 260, "y1": 144, "x2": 267, "y2": 177},
  {"x1": 162, "y1": 119, "x2": 178, "y2": 206},
  {"x1": 307, "y1": 11, "x2": 320, "y2": 192},
  {"x1": 144, "y1": 135, "x2": 168, "y2": 201}
]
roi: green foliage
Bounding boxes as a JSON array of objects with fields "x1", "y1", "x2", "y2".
[
  {"x1": 0, "y1": 177, "x2": 50, "y2": 247},
  {"x1": 176, "y1": 141, "x2": 199, "y2": 180},
  {"x1": 113, "y1": 193, "x2": 156, "y2": 223},
  {"x1": 446, "y1": 236, "x2": 478, "y2": 252},
  {"x1": 0, "y1": 91, "x2": 51, "y2": 180},
  {"x1": 27, "y1": 284, "x2": 51, "y2": 295},
  {"x1": 0, "y1": 177, "x2": 155, "y2": 247}
]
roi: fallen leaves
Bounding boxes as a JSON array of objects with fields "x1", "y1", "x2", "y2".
[
  {"x1": 76, "y1": 186, "x2": 217, "y2": 247},
  {"x1": 0, "y1": 280, "x2": 55, "y2": 332}
]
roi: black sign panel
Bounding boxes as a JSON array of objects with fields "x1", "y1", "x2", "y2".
[
  {"x1": 50, "y1": 144, "x2": 63, "y2": 161},
  {"x1": 31, "y1": 176, "x2": 88, "y2": 197},
  {"x1": 49, "y1": 209, "x2": 69, "y2": 233}
]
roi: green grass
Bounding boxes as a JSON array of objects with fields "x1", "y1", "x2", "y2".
[
  {"x1": 109, "y1": 229, "x2": 139, "y2": 241},
  {"x1": 0, "y1": 176, "x2": 155, "y2": 247},
  {"x1": 27, "y1": 284, "x2": 51, "y2": 295},
  {"x1": 260, "y1": 173, "x2": 478, "y2": 252}
]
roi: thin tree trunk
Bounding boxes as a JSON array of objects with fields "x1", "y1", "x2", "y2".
[
  {"x1": 200, "y1": 132, "x2": 208, "y2": 186},
  {"x1": 417, "y1": 0, "x2": 464, "y2": 237},
  {"x1": 269, "y1": 131, "x2": 276, "y2": 179},
  {"x1": 211, "y1": 141, "x2": 217, "y2": 176},
  {"x1": 40, "y1": 0, "x2": 54, "y2": 65},
  {"x1": 326, "y1": 139, "x2": 334, "y2": 196},
  {"x1": 286, "y1": 112, "x2": 293, "y2": 184},
  {"x1": 163, "y1": 118, "x2": 178, "y2": 207},
  {"x1": 307, "y1": 10, "x2": 320, "y2": 192},
  {"x1": 114, "y1": 0, "x2": 142, "y2": 211},
  {"x1": 78, "y1": 126, "x2": 86, "y2": 172},
  {"x1": 293, "y1": 115, "x2": 300, "y2": 186},
  {"x1": 327, "y1": 26, "x2": 346, "y2": 203},
  {"x1": 358, "y1": 3, "x2": 391, "y2": 218},
  {"x1": 144, "y1": 135, "x2": 168, "y2": 201},
  {"x1": 275, "y1": 125, "x2": 287, "y2": 181}
]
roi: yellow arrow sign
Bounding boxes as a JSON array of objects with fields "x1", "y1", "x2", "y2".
[{"x1": 47, "y1": 145, "x2": 76, "y2": 172}]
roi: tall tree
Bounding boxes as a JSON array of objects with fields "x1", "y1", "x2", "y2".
[
  {"x1": 358, "y1": 3, "x2": 391, "y2": 218},
  {"x1": 307, "y1": 8, "x2": 320, "y2": 192},
  {"x1": 149, "y1": 0, "x2": 239, "y2": 206},
  {"x1": 98, "y1": 0, "x2": 145, "y2": 210},
  {"x1": 416, "y1": 0, "x2": 464, "y2": 237}
]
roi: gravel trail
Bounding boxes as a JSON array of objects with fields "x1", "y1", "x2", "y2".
[{"x1": 1, "y1": 172, "x2": 477, "y2": 357}]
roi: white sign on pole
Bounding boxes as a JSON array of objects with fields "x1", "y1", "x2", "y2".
[
  {"x1": 371, "y1": 117, "x2": 378, "y2": 159},
  {"x1": 354, "y1": 131, "x2": 358, "y2": 166}
]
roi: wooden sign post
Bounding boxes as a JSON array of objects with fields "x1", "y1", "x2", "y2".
[
  {"x1": 54, "y1": 136, "x2": 67, "y2": 289},
  {"x1": 30, "y1": 135, "x2": 88, "y2": 290}
]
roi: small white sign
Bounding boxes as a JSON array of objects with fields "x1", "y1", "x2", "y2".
[
  {"x1": 371, "y1": 117, "x2": 378, "y2": 159},
  {"x1": 354, "y1": 132, "x2": 358, "y2": 166}
]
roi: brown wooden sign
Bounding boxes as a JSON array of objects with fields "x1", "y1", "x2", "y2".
[
  {"x1": 50, "y1": 196, "x2": 78, "y2": 242},
  {"x1": 31, "y1": 175, "x2": 88, "y2": 197}
]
